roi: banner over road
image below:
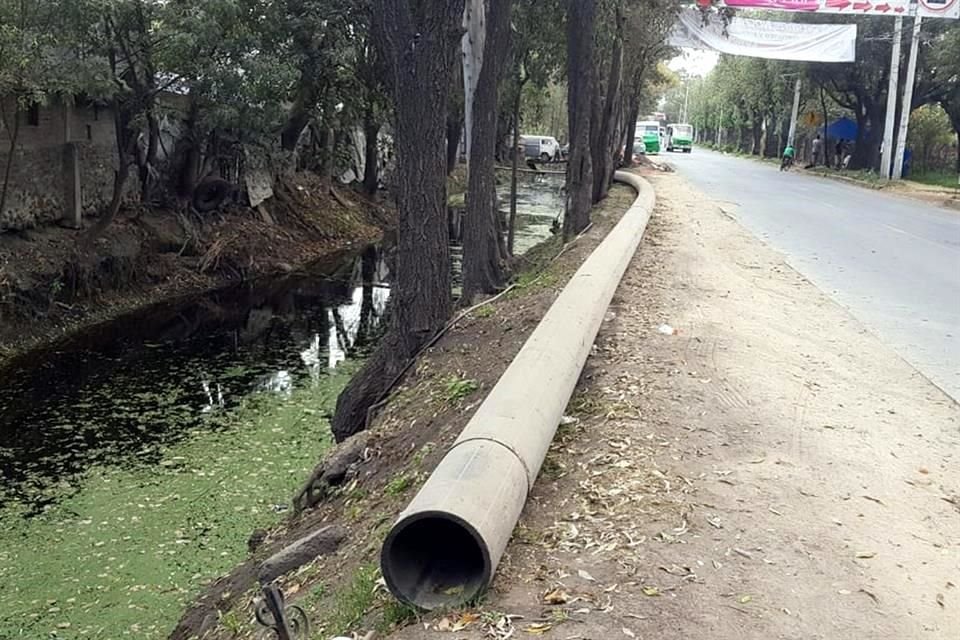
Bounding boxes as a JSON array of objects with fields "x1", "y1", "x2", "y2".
[
  {"x1": 671, "y1": 9, "x2": 858, "y2": 62},
  {"x1": 713, "y1": 0, "x2": 958, "y2": 18}
]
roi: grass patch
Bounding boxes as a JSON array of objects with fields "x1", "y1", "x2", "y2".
[
  {"x1": 385, "y1": 474, "x2": 413, "y2": 496},
  {"x1": 411, "y1": 442, "x2": 436, "y2": 467},
  {"x1": 442, "y1": 375, "x2": 480, "y2": 404},
  {"x1": 377, "y1": 600, "x2": 419, "y2": 632},
  {"x1": 327, "y1": 564, "x2": 380, "y2": 635},
  {"x1": 909, "y1": 171, "x2": 960, "y2": 189},
  {"x1": 472, "y1": 304, "x2": 496, "y2": 318}
]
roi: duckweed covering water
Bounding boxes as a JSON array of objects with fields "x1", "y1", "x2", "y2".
[
  {"x1": 0, "y1": 248, "x2": 387, "y2": 638},
  {"x1": 0, "y1": 374, "x2": 354, "y2": 638}
]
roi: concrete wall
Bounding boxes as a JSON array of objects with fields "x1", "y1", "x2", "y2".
[{"x1": 0, "y1": 97, "x2": 118, "y2": 231}]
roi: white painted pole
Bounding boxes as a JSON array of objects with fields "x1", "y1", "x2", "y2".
[
  {"x1": 682, "y1": 82, "x2": 689, "y2": 122},
  {"x1": 717, "y1": 106, "x2": 722, "y2": 145},
  {"x1": 881, "y1": 16, "x2": 903, "y2": 180},
  {"x1": 893, "y1": 15, "x2": 922, "y2": 180},
  {"x1": 787, "y1": 77, "x2": 802, "y2": 147}
]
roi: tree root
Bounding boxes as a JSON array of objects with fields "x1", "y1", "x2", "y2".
[{"x1": 292, "y1": 431, "x2": 374, "y2": 514}]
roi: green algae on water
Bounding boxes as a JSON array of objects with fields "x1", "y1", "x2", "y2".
[{"x1": 0, "y1": 363, "x2": 358, "y2": 639}]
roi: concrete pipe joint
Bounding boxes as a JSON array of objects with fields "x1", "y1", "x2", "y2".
[{"x1": 381, "y1": 170, "x2": 655, "y2": 609}]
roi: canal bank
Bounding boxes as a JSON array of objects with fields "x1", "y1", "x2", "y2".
[
  {"x1": 169, "y1": 183, "x2": 634, "y2": 640},
  {"x1": 0, "y1": 174, "x2": 391, "y2": 368},
  {"x1": 0, "y1": 177, "x2": 565, "y2": 639}
]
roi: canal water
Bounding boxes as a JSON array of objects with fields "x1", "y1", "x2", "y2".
[
  {"x1": 0, "y1": 180, "x2": 564, "y2": 638},
  {"x1": 499, "y1": 172, "x2": 565, "y2": 255}
]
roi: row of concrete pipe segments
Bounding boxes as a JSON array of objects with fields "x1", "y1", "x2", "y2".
[{"x1": 380, "y1": 171, "x2": 656, "y2": 609}]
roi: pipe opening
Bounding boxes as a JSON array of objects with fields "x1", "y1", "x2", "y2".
[{"x1": 381, "y1": 513, "x2": 490, "y2": 610}]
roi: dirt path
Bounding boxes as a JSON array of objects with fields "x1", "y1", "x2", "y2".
[{"x1": 389, "y1": 171, "x2": 960, "y2": 639}]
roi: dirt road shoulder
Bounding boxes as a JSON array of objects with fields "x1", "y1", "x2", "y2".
[{"x1": 387, "y1": 170, "x2": 960, "y2": 639}]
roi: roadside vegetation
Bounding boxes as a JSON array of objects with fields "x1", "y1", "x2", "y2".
[{"x1": 665, "y1": 19, "x2": 960, "y2": 175}]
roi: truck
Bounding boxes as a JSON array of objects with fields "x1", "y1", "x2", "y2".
[{"x1": 666, "y1": 123, "x2": 693, "y2": 153}]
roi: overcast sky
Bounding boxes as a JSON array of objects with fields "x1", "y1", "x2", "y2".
[{"x1": 668, "y1": 48, "x2": 720, "y2": 77}]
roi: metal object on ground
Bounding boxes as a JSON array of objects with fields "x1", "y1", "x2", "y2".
[
  {"x1": 380, "y1": 171, "x2": 655, "y2": 609},
  {"x1": 254, "y1": 583, "x2": 310, "y2": 640}
]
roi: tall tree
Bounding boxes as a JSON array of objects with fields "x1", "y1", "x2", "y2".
[
  {"x1": 564, "y1": 0, "x2": 595, "y2": 238},
  {"x1": 461, "y1": 0, "x2": 511, "y2": 304},
  {"x1": 592, "y1": 3, "x2": 626, "y2": 203},
  {"x1": 619, "y1": 0, "x2": 675, "y2": 167},
  {"x1": 330, "y1": 0, "x2": 464, "y2": 442}
]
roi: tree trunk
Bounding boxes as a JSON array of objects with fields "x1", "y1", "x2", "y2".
[
  {"x1": 0, "y1": 102, "x2": 22, "y2": 221},
  {"x1": 622, "y1": 102, "x2": 639, "y2": 168},
  {"x1": 564, "y1": 0, "x2": 596, "y2": 239},
  {"x1": 592, "y1": 10, "x2": 624, "y2": 203},
  {"x1": 751, "y1": 113, "x2": 762, "y2": 156},
  {"x1": 507, "y1": 73, "x2": 524, "y2": 255},
  {"x1": 331, "y1": 0, "x2": 462, "y2": 443},
  {"x1": 461, "y1": 0, "x2": 511, "y2": 304},
  {"x1": 956, "y1": 130, "x2": 960, "y2": 175},
  {"x1": 139, "y1": 110, "x2": 160, "y2": 203},
  {"x1": 446, "y1": 112, "x2": 463, "y2": 175},
  {"x1": 363, "y1": 104, "x2": 380, "y2": 195},
  {"x1": 85, "y1": 100, "x2": 137, "y2": 242},
  {"x1": 588, "y1": 75, "x2": 604, "y2": 203}
]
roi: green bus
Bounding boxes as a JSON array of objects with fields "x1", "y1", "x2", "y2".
[
  {"x1": 636, "y1": 120, "x2": 661, "y2": 154},
  {"x1": 666, "y1": 123, "x2": 693, "y2": 153}
]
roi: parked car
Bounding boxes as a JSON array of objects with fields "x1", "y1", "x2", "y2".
[
  {"x1": 666, "y1": 123, "x2": 694, "y2": 153},
  {"x1": 520, "y1": 135, "x2": 562, "y2": 162},
  {"x1": 636, "y1": 120, "x2": 661, "y2": 154}
]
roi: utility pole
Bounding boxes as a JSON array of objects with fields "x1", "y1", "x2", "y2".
[
  {"x1": 880, "y1": 16, "x2": 903, "y2": 180},
  {"x1": 787, "y1": 77, "x2": 802, "y2": 147},
  {"x1": 893, "y1": 14, "x2": 923, "y2": 180},
  {"x1": 717, "y1": 105, "x2": 722, "y2": 145},
  {"x1": 682, "y1": 82, "x2": 690, "y2": 122}
]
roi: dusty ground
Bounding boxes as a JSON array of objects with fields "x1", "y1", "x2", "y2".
[{"x1": 385, "y1": 171, "x2": 960, "y2": 639}]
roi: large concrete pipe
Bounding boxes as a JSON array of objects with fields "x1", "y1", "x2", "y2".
[{"x1": 381, "y1": 171, "x2": 655, "y2": 609}]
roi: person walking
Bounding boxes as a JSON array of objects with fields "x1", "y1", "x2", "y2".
[{"x1": 834, "y1": 139, "x2": 845, "y2": 168}]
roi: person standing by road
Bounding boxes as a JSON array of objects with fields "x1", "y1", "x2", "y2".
[{"x1": 806, "y1": 134, "x2": 822, "y2": 169}]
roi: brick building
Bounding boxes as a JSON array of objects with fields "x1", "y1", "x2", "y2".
[{"x1": 0, "y1": 96, "x2": 119, "y2": 232}]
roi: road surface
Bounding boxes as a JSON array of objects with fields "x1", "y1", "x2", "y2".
[{"x1": 667, "y1": 148, "x2": 960, "y2": 401}]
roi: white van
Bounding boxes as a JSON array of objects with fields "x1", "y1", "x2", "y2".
[{"x1": 520, "y1": 135, "x2": 562, "y2": 162}]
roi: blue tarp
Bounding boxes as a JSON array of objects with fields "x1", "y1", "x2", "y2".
[{"x1": 825, "y1": 117, "x2": 858, "y2": 141}]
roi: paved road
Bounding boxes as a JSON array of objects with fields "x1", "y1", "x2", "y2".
[{"x1": 666, "y1": 149, "x2": 960, "y2": 401}]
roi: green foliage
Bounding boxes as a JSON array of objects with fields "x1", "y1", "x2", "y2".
[
  {"x1": 385, "y1": 473, "x2": 413, "y2": 496},
  {"x1": 908, "y1": 104, "x2": 955, "y2": 173},
  {"x1": 378, "y1": 600, "x2": 418, "y2": 632},
  {"x1": 442, "y1": 375, "x2": 480, "y2": 404},
  {"x1": 329, "y1": 564, "x2": 379, "y2": 635}
]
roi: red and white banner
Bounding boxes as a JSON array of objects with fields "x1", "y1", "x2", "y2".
[
  {"x1": 720, "y1": 0, "x2": 912, "y2": 15},
  {"x1": 714, "y1": 0, "x2": 958, "y2": 17}
]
